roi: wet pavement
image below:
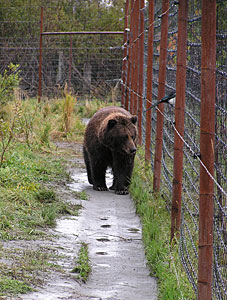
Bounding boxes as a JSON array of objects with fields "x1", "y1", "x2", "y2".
[{"x1": 19, "y1": 157, "x2": 157, "y2": 300}]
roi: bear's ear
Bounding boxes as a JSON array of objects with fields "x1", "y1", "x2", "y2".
[
  {"x1": 130, "y1": 116, "x2": 137, "y2": 125},
  {"x1": 107, "y1": 119, "x2": 117, "y2": 129}
]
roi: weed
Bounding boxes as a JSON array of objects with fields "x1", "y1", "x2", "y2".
[
  {"x1": 39, "y1": 122, "x2": 51, "y2": 147},
  {"x1": 63, "y1": 93, "x2": 76, "y2": 133},
  {"x1": 72, "y1": 243, "x2": 91, "y2": 282},
  {"x1": 72, "y1": 190, "x2": 88, "y2": 200},
  {"x1": 35, "y1": 187, "x2": 57, "y2": 203},
  {"x1": 0, "y1": 277, "x2": 32, "y2": 296}
]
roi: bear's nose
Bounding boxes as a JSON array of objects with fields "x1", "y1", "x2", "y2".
[{"x1": 130, "y1": 147, "x2": 137, "y2": 154}]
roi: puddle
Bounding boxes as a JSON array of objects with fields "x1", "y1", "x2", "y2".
[
  {"x1": 68, "y1": 169, "x2": 88, "y2": 192},
  {"x1": 96, "y1": 238, "x2": 110, "y2": 242},
  {"x1": 55, "y1": 217, "x2": 79, "y2": 236},
  {"x1": 96, "y1": 252, "x2": 108, "y2": 256},
  {"x1": 101, "y1": 224, "x2": 111, "y2": 228},
  {"x1": 100, "y1": 217, "x2": 109, "y2": 221},
  {"x1": 127, "y1": 228, "x2": 140, "y2": 233}
]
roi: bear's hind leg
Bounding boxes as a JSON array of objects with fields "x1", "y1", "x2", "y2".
[
  {"x1": 83, "y1": 147, "x2": 93, "y2": 184},
  {"x1": 91, "y1": 160, "x2": 108, "y2": 191}
]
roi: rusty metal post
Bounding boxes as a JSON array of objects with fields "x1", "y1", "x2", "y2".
[
  {"x1": 38, "y1": 6, "x2": 44, "y2": 103},
  {"x1": 121, "y1": 0, "x2": 130, "y2": 107},
  {"x1": 153, "y1": 0, "x2": 169, "y2": 191},
  {"x1": 170, "y1": 0, "x2": 188, "y2": 241},
  {"x1": 145, "y1": 0, "x2": 155, "y2": 161},
  {"x1": 68, "y1": 36, "x2": 73, "y2": 93},
  {"x1": 132, "y1": 0, "x2": 140, "y2": 115},
  {"x1": 137, "y1": 0, "x2": 145, "y2": 145},
  {"x1": 198, "y1": 0, "x2": 216, "y2": 299},
  {"x1": 130, "y1": 0, "x2": 137, "y2": 114},
  {"x1": 125, "y1": 0, "x2": 134, "y2": 111}
]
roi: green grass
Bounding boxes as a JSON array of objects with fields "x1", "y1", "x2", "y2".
[
  {"x1": 0, "y1": 142, "x2": 80, "y2": 241},
  {"x1": 0, "y1": 96, "x2": 112, "y2": 296},
  {"x1": 129, "y1": 148, "x2": 195, "y2": 300},
  {"x1": 0, "y1": 277, "x2": 32, "y2": 296},
  {"x1": 72, "y1": 190, "x2": 89, "y2": 200},
  {"x1": 0, "y1": 246, "x2": 63, "y2": 296},
  {"x1": 72, "y1": 243, "x2": 91, "y2": 282}
]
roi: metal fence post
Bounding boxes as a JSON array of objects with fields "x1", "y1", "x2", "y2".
[
  {"x1": 121, "y1": 0, "x2": 130, "y2": 107},
  {"x1": 170, "y1": 0, "x2": 188, "y2": 241},
  {"x1": 38, "y1": 6, "x2": 44, "y2": 103},
  {"x1": 125, "y1": 0, "x2": 134, "y2": 111},
  {"x1": 133, "y1": 0, "x2": 140, "y2": 115},
  {"x1": 198, "y1": 0, "x2": 216, "y2": 299},
  {"x1": 68, "y1": 36, "x2": 73, "y2": 93},
  {"x1": 129, "y1": 0, "x2": 136, "y2": 113},
  {"x1": 137, "y1": 0, "x2": 145, "y2": 146},
  {"x1": 145, "y1": 0, "x2": 155, "y2": 162},
  {"x1": 153, "y1": 0, "x2": 169, "y2": 191},
  {"x1": 130, "y1": 0, "x2": 139, "y2": 115}
]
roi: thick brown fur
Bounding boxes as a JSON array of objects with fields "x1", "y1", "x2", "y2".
[{"x1": 83, "y1": 106, "x2": 138, "y2": 195}]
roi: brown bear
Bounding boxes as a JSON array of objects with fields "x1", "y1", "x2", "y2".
[{"x1": 83, "y1": 106, "x2": 137, "y2": 195}]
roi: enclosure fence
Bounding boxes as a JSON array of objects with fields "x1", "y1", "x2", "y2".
[
  {"x1": 0, "y1": 3, "x2": 123, "y2": 101},
  {"x1": 121, "y1": 0, "x2": 226, "y2": 300}
]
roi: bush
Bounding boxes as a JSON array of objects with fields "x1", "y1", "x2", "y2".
[{"x1": 0, "y1": 63, "x2": 21, "y2": 106}]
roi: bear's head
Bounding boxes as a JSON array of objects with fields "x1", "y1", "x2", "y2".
[{"x1": 99, "y1": 113, "x2": 138, "y2": 155}]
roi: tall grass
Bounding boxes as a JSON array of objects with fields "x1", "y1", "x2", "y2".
[{"x1": 130, "y1": 148, "x2": 195, "y2": 300}]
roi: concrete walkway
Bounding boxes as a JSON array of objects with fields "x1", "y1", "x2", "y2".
[{"x1": 20, "y1": 155, "x2": 157, "y2": 300}]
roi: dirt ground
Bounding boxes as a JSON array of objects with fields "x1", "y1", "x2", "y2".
[{"x1": 4, "y1": 142, "x2": 157, "y2": 300}]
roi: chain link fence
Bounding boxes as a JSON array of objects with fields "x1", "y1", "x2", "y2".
[{"x1": 121, "y1": 0, "x2": 226, "y2": 299}]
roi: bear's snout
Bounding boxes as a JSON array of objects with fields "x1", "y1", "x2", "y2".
[{"x1": 130, "y1": 147, "x2": 137, "y2": 154}]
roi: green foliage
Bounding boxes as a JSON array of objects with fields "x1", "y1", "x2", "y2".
[
  {"x1": 130, "y1": 148, "x2": 195, "y2": 300},
  {"x1": 72, "y1": 243, "x2": 91, "y2": 282},
  {"x1": 0, "y1": 100, "x2": 24, "y2": 166},
  {"x1": 0, "y1": 63, "x2": 20, "y2": 106},
  {"x1": 1, "y1": 0, "x2": 125, "y2": 39}
]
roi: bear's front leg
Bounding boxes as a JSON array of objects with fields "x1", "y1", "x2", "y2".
[{"x1": 112, "y1": 153, "x2": 135, "y2": 195}]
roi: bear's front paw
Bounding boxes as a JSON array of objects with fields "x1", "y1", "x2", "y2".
[
  {"x1": 109, "y1": 185, "x2": 115, "y2": 191},
  {"x1": 93, "y1": 185, "x2": 108, "y2": 192},
  {"x1": 115, "y1": 188, "x2": 129, "y2": 195}
]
